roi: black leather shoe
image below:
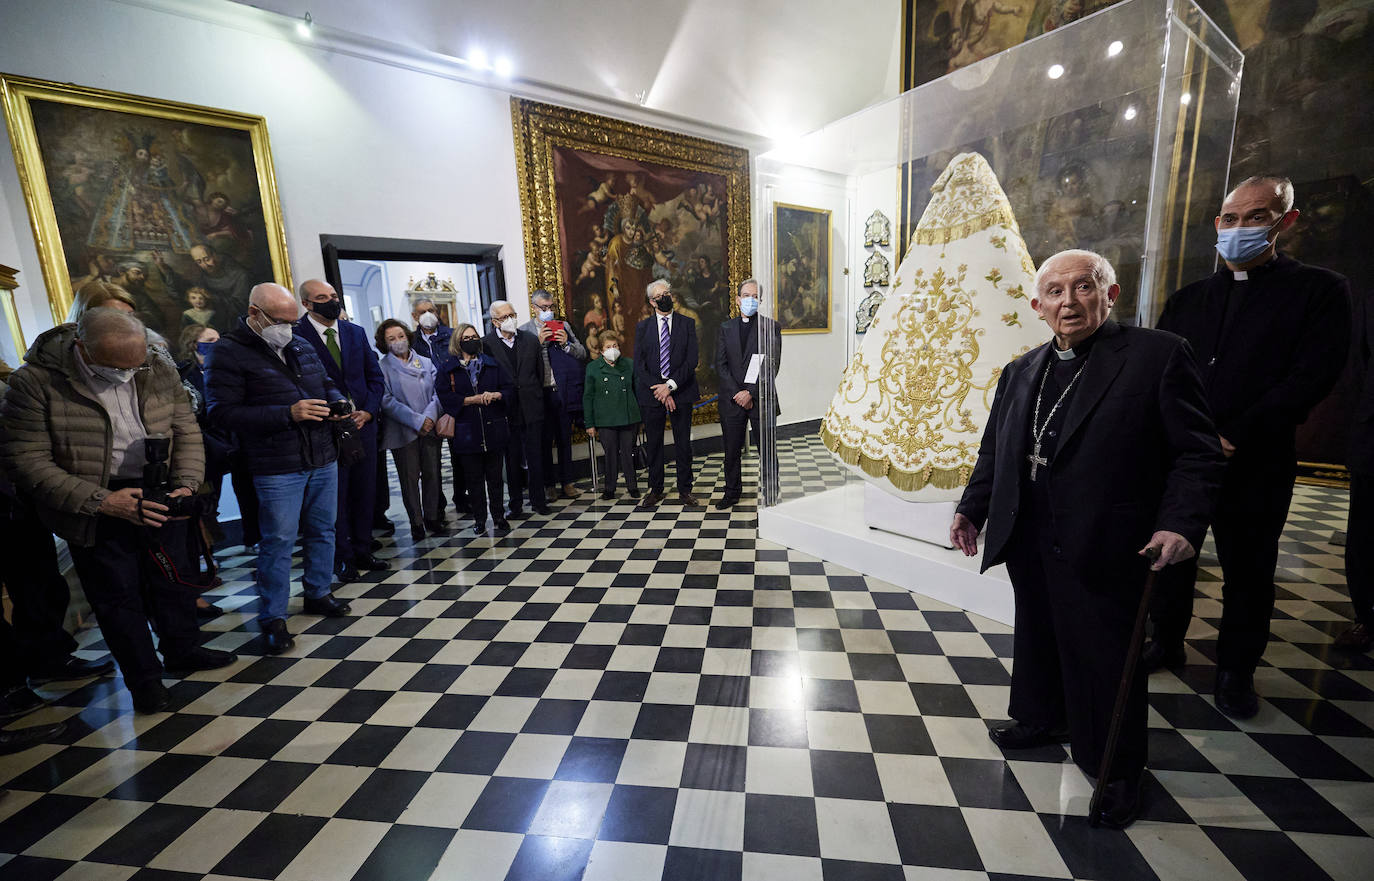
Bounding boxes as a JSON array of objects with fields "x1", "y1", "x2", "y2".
[
  {"x1": 507, "y1": 508, "x2": 528, "y2": 520},
  {"x1": 1141, "y1": 640, "x2": 1187, "y2": 674},
  {"x1": 493, "y1": 519, "x2": 511, "y2": 535},
  {"x1": 195, "y1": 601, "x2": 223, "y2": 621},
  {"x1": 532, "y1": 505, "x2": 552, "y2": 516},
  {"x1": 369, "y1": 538, "x2": 385, "y2": 552},
  {"x1": 1092, "y1": 774, "x2": 1143, "y2": 829},
  {"x1": 988, "y1": 720, "x2": 1070, "y2": 750},
  {"x1": 353, "y1": 554, "x2": 390, "y2": 572},
  {"x1": 335, "y1": 563, "x2": 361, "y2": 583},
  {"x1": 714, "y1": 496, "x2": 740, "y2": 510},
  {"x1": 0, "y1": 685, "x2": 49, "y2": 719},
  {"x1": 601, "y1": 491, "x2": 616, "y2": 500},
  {"x1": 1215, "y1": 669, "x2": 1259, "y2": 719},
  {"x1": 0, "y1": 720, "x2": 66, "y2": 754},
  {"x1": 303, "y1": 593, "x2": 352, "y2": 617},
  {"x1": 373, "y1": 520, "x2": 396, "y2": 536},
  {"x1": 163, "y1": 646, "x2": 237, "y2": 674},
  {"x1": 640, "y1": 491, "x2": 665, "y2": 507},
  {"x1": 410, "y1": 526, "x2": 427, "y2": 542},
  {"x1": 28, "y1": 654, "x2": 116, "y2": 683},
  {"x1": 1334, "y1": 623, "x2": 1373, "y2": 652},
  {"x1": 424, "y1": 520, "x2": 452, "y2": 536},
  {"x1": 132, "y1": 680, "x2": 171, "y2": 714},
  {"x1": 263, "y1": 619, "x2": 294, "y2": 655}
]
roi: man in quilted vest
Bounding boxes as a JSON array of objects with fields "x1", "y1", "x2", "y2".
[{"x1": 0, "y1": 308, "x2": 236, "y2": 714}]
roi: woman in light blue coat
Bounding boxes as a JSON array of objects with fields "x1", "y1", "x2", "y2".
[{"x1": 376, "y1": 319, "x2": 447, "y2": 540}]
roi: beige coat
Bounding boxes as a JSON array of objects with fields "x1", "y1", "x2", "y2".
[{"x1": 0, "y1": 324, "x2": 204, "y2": 547}]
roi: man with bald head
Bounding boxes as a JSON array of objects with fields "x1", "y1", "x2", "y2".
[
  {"x1": 1, "y1": 308, "x2": 235, "y2": 713},
  {"x1": 951, "y1": 250, "x2": 1223, "y2": 827},
  {"x1": 1145, "y1": 175, "x2": 1352, "y2": 717},
  {"x1": 207, "y1": 283, "x2": 354, "y2": 655}
]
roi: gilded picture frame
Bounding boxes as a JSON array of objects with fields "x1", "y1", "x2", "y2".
[
  {"x1": 772, "y1": 202, "x2": 831, "y2": 334},
  {"x1": 0, "y1": 74, "x2": 291, "y2": 335},
  {"x1": 511, "y1": 98, "x2": 751, "y2": 423}
]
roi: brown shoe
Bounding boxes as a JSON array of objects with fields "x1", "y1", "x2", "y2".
[
  {"x1": 677, "y1": 493, "x2": 701, "y2": 506},
  {"x1": 562, "y1": 483, "x2": 582, "y2": 500},
  {"x1": 640, "y1": 491, "x2": 665, "y2": 507},
  {"x1": 1334, "y1": 623, "x2": 1373, "y2": 652}
]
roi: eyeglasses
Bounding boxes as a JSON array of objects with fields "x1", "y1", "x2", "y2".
[{"x1": 251, "y1": 307, "x2": 295, "y2": 326}]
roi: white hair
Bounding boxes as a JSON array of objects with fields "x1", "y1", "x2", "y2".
[
  {"x1": 1034, "y1": 249, "x2": 1117, "y2": 295},
  {"x1": 646, "y1": 279, "x2": 670, "y2": 301},
  {"x1": 410, "y1": 297, "x2": 436, "y2": 311},
  {"x1": 489, "y1": 300, "x2": 512, "y2": 319},
  {"x1": 738, "y1": 277, "x2": 763, "y2": 297},
  {"x1": 1228, "y1": 174, "x2": 1295, "y2": 214}
]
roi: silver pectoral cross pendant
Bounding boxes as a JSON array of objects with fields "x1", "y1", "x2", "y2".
[{"x1": 1027, "y1": 442, "x2": 1048, "y2": 481}]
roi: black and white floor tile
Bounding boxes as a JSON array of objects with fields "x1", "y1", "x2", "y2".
[{"x1": 0, "y1": 436, "x2": 1369, "y2": 881}]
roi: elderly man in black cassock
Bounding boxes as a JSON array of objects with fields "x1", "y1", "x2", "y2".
[
  {"x1": 950, "y1": 249, "x2": 1224, "y2": 829},
  {"x1": 1143, "y1": 175, "x2": 1352, "y2": 718}
]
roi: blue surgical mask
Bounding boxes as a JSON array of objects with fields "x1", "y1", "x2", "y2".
[
  {"x1": 740, "y1": 296, "x2": 759, "y2": 317},
  {"x1": 196, "y1": 341, "x2": 215, "y2": 360},
  {"x1": 538, "y1": 309, "x2": 555, "y2": 322},
  {"x1": 1216, "y1": 218, "x2": 1280, "y2": 265}
]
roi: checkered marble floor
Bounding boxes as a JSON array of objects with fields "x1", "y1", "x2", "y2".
[{"x1": 0, "y1": 436, "x2": 1370, "y2": 881}]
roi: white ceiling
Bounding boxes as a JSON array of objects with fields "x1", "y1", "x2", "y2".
[{"x1": 230, "y1": 0, "x2": 903, "y2": 144}]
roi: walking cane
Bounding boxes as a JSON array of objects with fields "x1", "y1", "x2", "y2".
[{"x1": 1088, "y1": 545, "x2": 1161, "y2": 826}]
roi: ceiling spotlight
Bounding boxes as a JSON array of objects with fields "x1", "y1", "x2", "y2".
[
  {"x1": 1180, "y1": 92, "x2": 1192, "y2": 105},
  {"x1": 468, "y1": 47, "x2": 489, "y2": 70},
  {"x1": 1047, "y1": 64, "x2": 1065, "y2": 79},
  {"x1": 1123, "y1": 105, "x2": 1137, "y2": 120},
  {"x1": 296, "y1": 11, "x2": 312, "y2": 38},
  {"x1": 1107, "y1": 40, "x2": 1123, "y2": 57},
  {"x1": 493, "y1": 56, "x2": 514, "y2": 78}
]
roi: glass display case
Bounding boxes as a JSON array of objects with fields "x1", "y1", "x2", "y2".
[{"x1": 750, "y1": 0, "x2": 1242, "y2": 622}]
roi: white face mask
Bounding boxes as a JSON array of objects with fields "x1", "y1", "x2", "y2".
[
  {"x1": 602, "y1": 347, "x2": 619, "y2": 363},
  {"x1": 388, "y1": 339, "x2": 410, "y2": 358},
  {"x1": 498, "y1": 316, "x2": 518, "y2": 334},
  {"x1": 417, "y1": 312, "x2": 439, "y2": 330},
  {"x1": 254, "y1": 315, "x2": 294, "y2": 349},
  {"x1": 90, "y1": 363, "x2": 139, "y2": 385},
  {"x1": 537, "y1": 309, "x2": 555, "y2": 322}
]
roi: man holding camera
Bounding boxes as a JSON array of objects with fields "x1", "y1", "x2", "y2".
[
  {"x1": 207, "y1": 284, "x2": 353, "y2": 656},
  {"x1": 0, "y1": 308, "x2": 235, "y2": 714}
]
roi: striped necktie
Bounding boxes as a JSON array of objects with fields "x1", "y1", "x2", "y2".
[{"x1": 659, "y1": 316, "x2": 671, "y2": 379}]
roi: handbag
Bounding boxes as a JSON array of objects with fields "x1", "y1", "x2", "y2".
[
  {"x1": 631, "y1": 426, "x2": 649, "y2": 471},
  {"x1": 435, "y1": 413, "x2": 456, "y2": 438},
  {"x1": 333, "y1": 420, "x2": 365, "y2": 465}
]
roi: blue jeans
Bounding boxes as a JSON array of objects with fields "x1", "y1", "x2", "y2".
[{"x1": 254, "y1": 464, "x2": 338, "y2": 624}]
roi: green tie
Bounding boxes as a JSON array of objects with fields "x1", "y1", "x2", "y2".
[{"x1": 324, "y1": 327, "x2": 342, "y2": 368}]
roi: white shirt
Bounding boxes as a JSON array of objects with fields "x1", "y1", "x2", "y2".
[
  {"x1": 499, "y1": 332, "x2": 516, "y2": 349},
  {"x1": 74, "y1": 344, "x2": 148, "y2": 480},
  {"x1": 306, "y1": 313, "x2": 338, "y2": 351}
]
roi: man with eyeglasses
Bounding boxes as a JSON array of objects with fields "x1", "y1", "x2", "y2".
[{"x1": 0, "y1": 308, "x2": 235, "y2": 714}]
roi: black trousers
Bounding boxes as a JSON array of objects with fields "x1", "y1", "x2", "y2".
[
  {"x1": 230, "y1": 462, "x2": 261, "y2": 546},
  {"x1": 504, "y1": 421, "x2": 547, "y2": 512},
  {"x1": 335, "y1": 423, "x2": 379, "y2": 564},
  {"x1": 373, "y1": 432, "x2": 391, "y2": 525},
  {"x1": 1150, "y1": 453, "x2": 1295, "y2": 673},
  {"x1": 0, "y1": 497, "x2": 78, "y2": 683},
  {"x1": 460, "y1": 450, "x2": 506, "y2": 526},
  {"x1": 68, "y1": 515, "x2": 200, "y2": 688},
  {"x1": 597, "y1": 425, "x2": 639, "y2": 495},
  {"x1": 720, "y1": 400, "x2": 778, "y2": 502},
  {"x1": 541, "y1": 387, "x2": 576, "y2": 487},
  {"x1": 643, "y1": 397, "x2": 694, "y2": 495},
  {"x1": 1005, "y1": 531, "x2": 1148, "y2": 783},
  {"x1": 448, "y1": 438, "x2": 469, "y2": 514},
  {"x1": 1347, "y1": 471, "x2": 1374, "y2": 629}
]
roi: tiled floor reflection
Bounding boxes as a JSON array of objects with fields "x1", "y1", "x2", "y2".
[{"x1": 0, "y1": 436, "x2": 1369, "y2": 880}]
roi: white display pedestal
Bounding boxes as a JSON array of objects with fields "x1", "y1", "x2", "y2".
[
  {"x1": 863, "y1": 485, "x2": 956, "y2": 548},
  {"x1": 758, "y1": 483, "x2": 1014, "y2": 626}
]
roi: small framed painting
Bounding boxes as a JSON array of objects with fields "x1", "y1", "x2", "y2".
[{"x1": 773, "y1": 202, "x2": 831, "y2": 334}]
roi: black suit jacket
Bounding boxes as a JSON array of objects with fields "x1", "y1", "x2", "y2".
[
  {"x1": 634, "y1": 311, "x2": 699, "y2": 408},
  {"x1": 956, "y1": 321, "x2": 1225, "y2": 579},
  {"x1": 716, "y1": 315, "x2": 782, "y2": 417},
  {"x1": 483, "y1": 328, "x2": 545, "y2": 427},
  {"x1": 1351, "y1": 288, "x2": 1374, "y2": 475}
]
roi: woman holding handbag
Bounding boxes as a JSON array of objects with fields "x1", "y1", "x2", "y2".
[
  {"x1": 583, "y1": 328, "x2": 642, "y2": 500},
  {"x1": 375, "y1": 319, "x2": 447, "y2": 542},
  {"x1": 436, "y1": 323, "x2": 516, "y2": 536}
]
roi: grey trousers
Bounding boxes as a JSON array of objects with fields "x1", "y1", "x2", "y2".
[{"x1": 391, "y1": 435, "x2": 442, "y2": 528}]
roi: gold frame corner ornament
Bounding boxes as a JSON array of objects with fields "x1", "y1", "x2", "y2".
[
  {"x1": 772, "y1": 201, "x2": 832, "y2": 335},
  {"x1": 0, "y1": 73, "x2": 293, "y2": 326},
  {"x1": 0, "y1": 263, "x2": 25, "y2": 358}
]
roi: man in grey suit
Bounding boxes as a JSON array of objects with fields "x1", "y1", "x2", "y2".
[{"x1": 715, "y1": 278, "x2": 781, "y2": 508}]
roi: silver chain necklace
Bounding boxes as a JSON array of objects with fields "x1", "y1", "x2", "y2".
[{"x1": 1027, "y1": 360, "x2": 1085, "y2": 480}]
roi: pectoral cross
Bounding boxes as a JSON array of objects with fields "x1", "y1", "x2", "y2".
[{"x1": 1027, "y1": 443, "x2": 1048, "y2": 481}]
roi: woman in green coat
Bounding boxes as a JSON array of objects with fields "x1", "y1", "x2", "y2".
[{"x1": 582, "y1": 329, "x2": 642, "y2": 500}]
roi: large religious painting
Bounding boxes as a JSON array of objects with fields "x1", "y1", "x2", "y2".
[
  {"x1": 0, "y1": 74, "x2": 291, "y2": 342},
  {"x1": 772, "y1": 203, "x2": 831, "y2": 334},
  {"x1": 511, "y1": 99, "x2": 751, "y2": 423}
]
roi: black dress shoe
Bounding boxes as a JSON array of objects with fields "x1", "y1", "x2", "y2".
[
  {"x1": 163, "y1": 646, "x2": 238, "y2": 674},
  {"x1": 0, "y1": 720, "x2": 66, "y2": 754},
  {"x1": 132, "y1": 680, "x2": 171, "y2": 714},
  {"x1": 373, "y1": 520, "x2": 396, "y2": 536},
  {"x1": 493, "y1": 519, "x2": 511, "y2": 535},
  {"x1": 507, "y1": 508, "x2": 528, "y2": 520},
  {"x1": 353, "y1": 554, "x2": 390, "y2": 571},
  {"x1": 532, "y1": 505, "x2": 552, "y2": 516},
  {"x1": 714, "y1": 496, "x2": 740, "y2": 510},
  {"x1": 335, "y1": 563, "x2": 361, "y2": 583},
  {"x1": 410, "y1": 526, "x2": 427, "y2": 542},
  {"x1": 1092, "y1": 774, "x2": 1143, "y2": 829},
  {"x1": 1215, "y1": 669, "x2": 1259, "y2": 719},
  {"x1": 1334, "y1": 623, "x2": 1373, "y2": 652},
  {"x1": 988, "y1": 720, "x2": 1070, "y2": 750},
  {"x1": 303, "y1": 593, "x2": 352, "y2": 617},
  {"x1": 1141, "y1": 640, "x2": 1187, "y2": 673},
  {"x1": 0, "y1": 685, "x2": 49, "y2": 719},
  {"x1": 370, "y1": 538, "x2": 385, "y2": 552},
  {"x1": 601, "y1": 491, "x2": 616, "y2": 500},
  {"x1": 677, "y1": 493, "x2": 702, "y2": 506},
  {"x1": 195, "y1": 602, "x2": 223, "y2": 621},
  {"x1": 640, "y1": 491, "x2": 665, "y2": 507},
  {"x1": 424, "y1": 520, "x2": 452, "y2": 536},
  {"x1": 262, "y1": 619, "x2": 294, "y2": 655},
  {"x1": 28, "y1": 654, "x2": 116, "y2": 683}
]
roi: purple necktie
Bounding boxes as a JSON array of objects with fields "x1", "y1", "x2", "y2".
[{"x1": 659, "y1": 316, "x2": 671, "y2": 379}]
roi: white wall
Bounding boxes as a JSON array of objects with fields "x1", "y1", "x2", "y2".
[{"x1": 0, "y1": 0, "x2": 533, "y2": 349}]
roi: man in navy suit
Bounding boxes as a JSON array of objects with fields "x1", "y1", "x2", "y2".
[
  {"x1": 296, "y1": 279, "x2": 389, "y2": 582},
  {"x1": 634, "y1": 279, "x2": 700, "y2": 507}
]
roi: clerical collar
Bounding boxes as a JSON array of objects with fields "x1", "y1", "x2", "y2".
[
  {"x1": 1052, "y1": 326, "x2": 1102, "y2": 361},
  {"x1": 1231, "y1": 254, "x2": 1279, "y2": 281}
]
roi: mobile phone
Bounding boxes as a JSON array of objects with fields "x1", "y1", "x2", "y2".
[{"x1": 544, "y1": 319, "x2": 565, "y2": 337}]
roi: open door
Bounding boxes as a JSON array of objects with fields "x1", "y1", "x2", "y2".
[
  {"x1": 475, "y1": 249, "x2": 507, "y2": 335},
  {"x1": 321, "y1": 242, "x2": 342, "y2": 296}
]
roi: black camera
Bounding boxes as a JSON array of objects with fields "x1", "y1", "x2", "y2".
[
  {"x1": 328, "y1": 399, "x2": 355, "y2": 418},
  {"x1": 142, "y1": 435, "x2": 207, "y2": 519}
]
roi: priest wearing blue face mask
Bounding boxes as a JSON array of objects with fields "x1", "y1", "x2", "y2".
[
  {"x1": 714, "y1": 278, "x2": 782, "y2": 509},
  {"x1": 1146, "y1": 175, "x2": 1352, "y2": 718}
]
